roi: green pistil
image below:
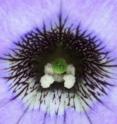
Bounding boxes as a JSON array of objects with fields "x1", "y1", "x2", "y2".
[{"x1": 52, "y1": 58, "x2": 67, "y2": 74}]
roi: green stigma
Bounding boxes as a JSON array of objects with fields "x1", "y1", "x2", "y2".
[{"x1": 52, "y1": 58, "x2": 67, "y2": 74}]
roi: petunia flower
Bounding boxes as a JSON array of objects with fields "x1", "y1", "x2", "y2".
[{"x1": 0, "y1": 0, "x2": 117, "y2": 124}]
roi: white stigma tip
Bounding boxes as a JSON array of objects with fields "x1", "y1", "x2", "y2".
[
  {"x1": 63, "y1": 74, "x2": 76, "y2": 89},
  {"x1": 40, "y1": 74, "x2": 54, "y2": 88},
  {"x1": 44, "y1": 63, "x2": 54, "y2": 75},
  {"x1": 66, "y1": 64, "x2": 75, "y2": 75}
]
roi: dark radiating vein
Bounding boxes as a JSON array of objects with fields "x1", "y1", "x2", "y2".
[
  {"x1": 80, "y1": 101, "x2": 93, "y2": 124},
  {"x1": 16, "y1": 107, "x2": 29, "y2": 124},
  {"x1": 42, "y1": 111, "x2": 47, "y2": 124},
  {"x1": 0, "y1": 97, "x2": 15, "y2": 110},
  {"x1": 63, "y1": 110, "x2": 67, "y2": 124}
]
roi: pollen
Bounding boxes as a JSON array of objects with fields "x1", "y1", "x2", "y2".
[
  {"x1": 63, "y1": 74, "x2": 76, "y2": 89},
  {"x1": 40, "y1": 74, "x2": 54, "y2": 88}
]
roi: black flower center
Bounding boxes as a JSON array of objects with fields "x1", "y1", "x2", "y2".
[{"x1": 2, "y1": 15, "x2": 115, "y2": 111}]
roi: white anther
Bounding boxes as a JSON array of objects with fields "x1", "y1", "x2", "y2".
[
  {"x1": 44, "y1": 63, "x2": 54, "y2": 75},
  {"x1": 63, "y1": 74, "x2": 76, "y2": 89},
  {"x1": 66, "y1": 64, "x2": 75, "y2": 75},
  {"x1": 40, "y1": 74, "x2": 54, "y2": 88}
]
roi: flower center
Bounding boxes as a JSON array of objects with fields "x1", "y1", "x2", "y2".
[{"x1": 40, "y1": 58, "x2": 76, "y2": 89}]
